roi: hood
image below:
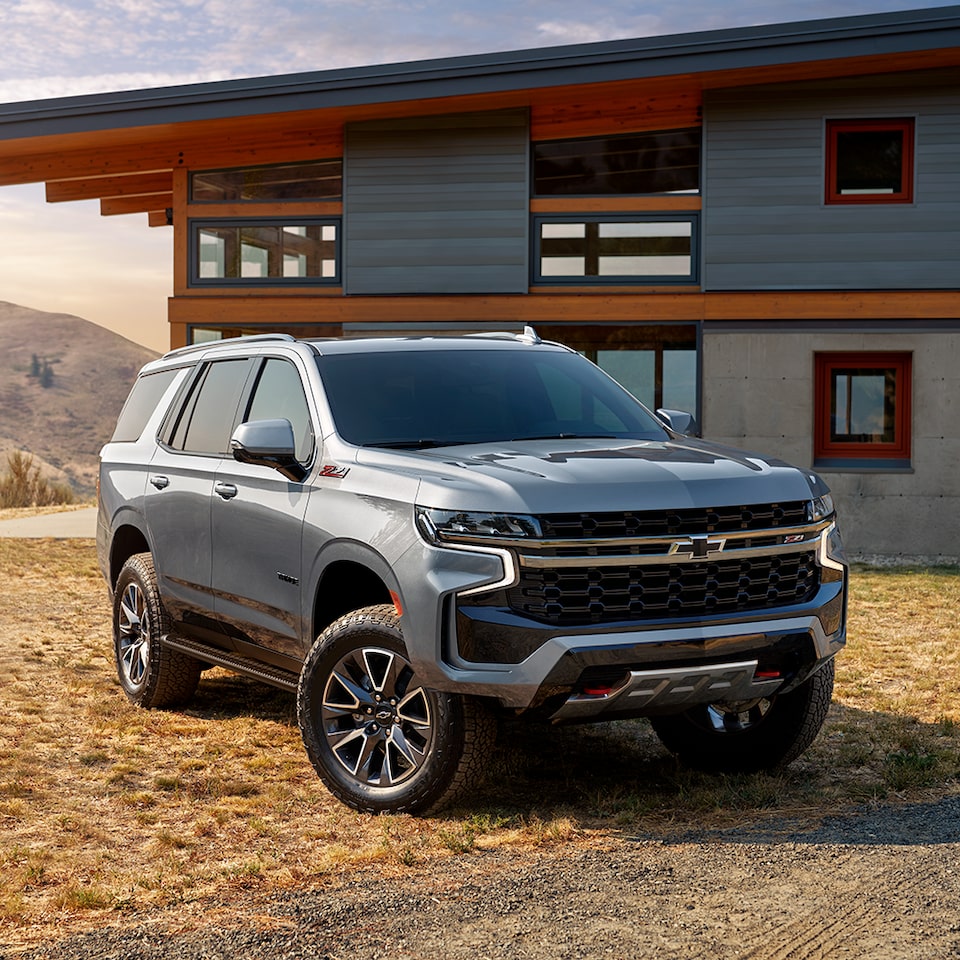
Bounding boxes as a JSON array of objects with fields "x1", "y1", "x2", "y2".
[{"x1": 355, "y1": 437, "x2": 821, "y2": 514}]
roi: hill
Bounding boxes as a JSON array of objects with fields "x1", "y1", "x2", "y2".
[{"x1": 0, "y1": 302, "x2": 159, "y2": 494}]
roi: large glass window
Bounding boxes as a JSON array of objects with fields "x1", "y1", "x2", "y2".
[
  {"x1": 188, "y1": 324, "x2": 341, "y2": 345},
  {"x1": 192, "y1": 221, "x2": 339, "y2": 284},
  {"x1": 825, "y1": 119, "x2": 914, "y2": 204},
  {"x1": 537, "y1": 324, "x2": 699, "y2": 419},
  {"x1": 535, "y1": 216, "x2": 697, "y2": 283},
  {"x1": 814, "y1": 352, "x2": 911, "y2": 466},
  {"x1": 190, "y1": 159, "x2": 342, "y2": 202},
  {"x1": 533, "y1": 128, "x2": 700, "y2": 196}
]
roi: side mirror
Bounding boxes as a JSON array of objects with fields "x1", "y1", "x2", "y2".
[
  {"x1": 230, "y1": 419, "x2": 306, "y2": 482},
  {"x1": 656, "y1": 408, "x2": 700, "y2": 437}
]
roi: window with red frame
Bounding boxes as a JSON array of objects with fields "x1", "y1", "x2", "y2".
[
  {"x1": 825, "y1": 118, "x2": 914, "y2": 205},
  {"x1": 814, "y1": 353, "x2": 911, "y2": 465}
]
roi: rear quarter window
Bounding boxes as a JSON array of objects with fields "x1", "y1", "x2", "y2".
[{"x1": 111, "y1": 369, "x2": 180, "y2": 442}]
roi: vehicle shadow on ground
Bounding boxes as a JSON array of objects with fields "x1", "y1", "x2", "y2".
[{"x1": 183, "y1": 670, "x2": 960, "y2": 838}]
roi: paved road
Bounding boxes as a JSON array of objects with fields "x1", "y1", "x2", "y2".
[{"x1": 0, "y1": 506, "x2": 97, "y2": 538}]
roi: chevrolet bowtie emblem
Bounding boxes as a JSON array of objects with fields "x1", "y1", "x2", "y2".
[{"x1": 670, "y1": 534, "x2": 727, "y2": 559}]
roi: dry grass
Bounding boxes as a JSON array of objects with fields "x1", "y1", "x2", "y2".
[{"x1": 1, "y1": 541, "x2": 958, "y2": 947}]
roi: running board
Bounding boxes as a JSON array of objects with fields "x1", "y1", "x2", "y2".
[{"x1": 161, "y1": 634, "x2": 300, "y2": 692}]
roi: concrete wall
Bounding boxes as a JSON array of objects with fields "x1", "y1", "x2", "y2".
[{"x1": 701, "y1": 328, "x2": 960, "y2": 561}]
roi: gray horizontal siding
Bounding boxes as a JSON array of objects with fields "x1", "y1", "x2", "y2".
[
  {"x1": 344, "y1": 109, "x2": 529, "y2": 294},
  {"x1": 703, "y1": 70, "x2": 960, "y2": 289}
]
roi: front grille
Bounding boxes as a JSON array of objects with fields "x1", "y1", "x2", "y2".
[
  {"x1": 539, "y1": 501, "x2": 808, "y2": 540},
  {"x1": 506, "y1": 552, "x2": 819, "y2": 626}
]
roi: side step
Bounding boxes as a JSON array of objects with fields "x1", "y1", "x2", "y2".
[{"x1": 161, "y1": 634, "x2": 300, "y2": 692}]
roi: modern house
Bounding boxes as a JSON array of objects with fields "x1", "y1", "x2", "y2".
[{"x1": 0, "y1": 6, "x2": 957, "y2": 559}]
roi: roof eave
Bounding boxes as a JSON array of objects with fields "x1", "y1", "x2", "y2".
[{"x1": 1, "y1": 5, "x2": 959, "y2": 141}]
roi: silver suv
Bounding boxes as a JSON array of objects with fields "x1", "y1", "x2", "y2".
[{"x1": 97, "y1": 331, "x2": 847, "y2": 814}]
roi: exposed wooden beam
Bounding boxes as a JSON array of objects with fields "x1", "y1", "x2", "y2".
[
  {"x1": 46, "y1": 171, "x2": 173, "y2": 202},
  {"x1": 148, "y1": 210, "x2": 172, "y2": 227},
  {"x1": 100, "y1": 193, "x2": 173, "y2": 215}
]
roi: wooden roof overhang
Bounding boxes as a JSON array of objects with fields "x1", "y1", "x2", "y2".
[{"x1": 0, "y1": 5, "x2": 958, "y2": 225}]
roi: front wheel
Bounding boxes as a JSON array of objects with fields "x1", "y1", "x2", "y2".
[
  {"x1": 297, "y1": 605, "x2": 495, "y2": 814},
  {"x1": 650, "y1": 659, "x2": 835, "y2": 774}
]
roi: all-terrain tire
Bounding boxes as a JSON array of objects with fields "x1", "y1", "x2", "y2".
[
  {"x1": 113, "y1": 553, "x2": 201, "y2": 708},
  {"x1": 650, "y1": 659, "x2": 835, "y2": 774},
  {"x1": 297, "y1": 604, "x2": 495, "y2": 814}
]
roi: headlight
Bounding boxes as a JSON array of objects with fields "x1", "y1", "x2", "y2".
[
  {"x1": 417, "y1": 507, "x2": 542, "y2": 544},
  {"x1": 819, "y1": 521, "x2": 847, "y2": 574},
  {"x1": 807, "y1": 493, "x2": 835, "y2": 522}
]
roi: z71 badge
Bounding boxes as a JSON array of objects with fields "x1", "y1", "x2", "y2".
[{"x1": 318, "y1": 464, "x2": 350, "y2": 479}]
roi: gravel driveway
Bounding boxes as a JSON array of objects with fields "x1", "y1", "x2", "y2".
[{"x1": 9, "y1": 793, "x2": 959, "y2": 960}]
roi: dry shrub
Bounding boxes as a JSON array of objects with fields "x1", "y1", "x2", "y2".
[{"x1": 0, "y1": 450, "x2": 74, "y2": 508}]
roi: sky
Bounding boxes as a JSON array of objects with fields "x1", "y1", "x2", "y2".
[{"x1": 0, "y1": 0, "x2": 955, "y2": 352}]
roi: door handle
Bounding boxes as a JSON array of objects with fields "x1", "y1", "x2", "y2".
[
  {"x1": 149, "y1": 475, "x2": 170, "y2": 490},
  {"x1": 215, "y1": 481, "x2": 238, "y2": 500}
]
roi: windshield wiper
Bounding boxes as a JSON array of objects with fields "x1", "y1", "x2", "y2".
[
  {"x1": 361, "y1": 439, "x2": 466, "y2": 450},
  {"x1": 510, "y1": 433, "x2": 618, "y2": 442}
]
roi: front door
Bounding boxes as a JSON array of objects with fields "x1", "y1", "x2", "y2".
[{"x1": 211, "y1": 356, "x2": 317, "y2": 663}]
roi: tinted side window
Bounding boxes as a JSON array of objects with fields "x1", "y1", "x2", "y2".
[
  {"x1": 169, "y1": 359, "x2": 251, "y2": 455},
  {"x1": 244, "y1": 358, "x2": 315, "y2": 463},
  {"x1": 112, "y1": 369, "x2": 179, "y2": 442}
]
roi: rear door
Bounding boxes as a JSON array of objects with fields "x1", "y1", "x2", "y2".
[{"x1": 144, "y1": 357, "x2": 254, "y2": 644}]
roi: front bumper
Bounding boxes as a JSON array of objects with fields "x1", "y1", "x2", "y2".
[{"x1": 396, "y1": 516, "x2": 847, "y2": 720}]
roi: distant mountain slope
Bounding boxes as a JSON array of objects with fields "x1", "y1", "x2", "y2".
[{"x1": 0, "y1": 302, "x2": 159, "y2": 493}]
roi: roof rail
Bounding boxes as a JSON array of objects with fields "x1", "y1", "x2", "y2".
[
  {"x1": 468, "y1": 325, "x2": 542, "y2": 344},
  {"x1": 161, "y1": 332, "x2": 296, "y2": 360}
]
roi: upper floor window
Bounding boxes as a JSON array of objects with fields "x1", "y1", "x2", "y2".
[
  {"x1": 814, "y1": 352, "x2": 912, "y2": 467},
  {"x1": 533, "y1": 128, "x2": 700, "y2": 197},
  {"x1": 190, "y1": 159, "x2": 342, "y2": 203},
  {"x1": 534, "y1": 215, "x2": 698, "y2": 284},
  {"x1": 825, "y1": 119, "x2": 915, "y2": 205},
  {"x1": 191, "y1": 220, "x2": 340, "y2": 285}
]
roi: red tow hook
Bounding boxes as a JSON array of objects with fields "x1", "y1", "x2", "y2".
[{"x1": 581, "y1": 685, "x2": 614, "y2": 697}]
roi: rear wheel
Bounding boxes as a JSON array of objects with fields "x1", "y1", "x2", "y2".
[
  {"x1": 113, "y1": 553, "x2": 201, "y2": 708},
  {"x1": 650, "y1": 659, "x2": 835, "y2": 774},
  {"x1": 297, "y1": 605, "x2": 495, "y2": 814}
]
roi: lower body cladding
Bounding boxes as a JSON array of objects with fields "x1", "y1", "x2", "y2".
[{"x1": 440, "y1": 585, "x2": 846, "y2": 722}]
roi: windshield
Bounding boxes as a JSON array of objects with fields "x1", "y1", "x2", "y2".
[{"x1": 316, "y1": 346, "x2": 668, "y2": 448}]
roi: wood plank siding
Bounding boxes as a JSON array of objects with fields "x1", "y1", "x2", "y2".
[
  {"x1": 703, "y1": 69, "x2": 960, "y2": 290},
  {"x1": 343, "y1": 109, "x2": 530, "y2": 295}
]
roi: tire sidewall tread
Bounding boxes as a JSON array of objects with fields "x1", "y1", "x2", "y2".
[
  {"x1": 113, "y1": 552, "x2": 201, "y2": 709},
  {"x1": 297, "y1": 604, "x2": 494, "y2": 815}
]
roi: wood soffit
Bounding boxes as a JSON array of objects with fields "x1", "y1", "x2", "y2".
[{"x1": 0, "y1": 45, "x2": 957, "y2": 216}]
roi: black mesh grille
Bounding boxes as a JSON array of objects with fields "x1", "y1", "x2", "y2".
[
  {"x1": 538, "y1": 501, "x2": 808, "y2": 540},
  {"x1": 507, "y1": 552, "x2": 819, "y2": 626}
]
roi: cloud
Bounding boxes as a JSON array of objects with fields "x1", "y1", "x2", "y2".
[{"x1": 2, "y1": 0, "x2": 958, "y2": 104}]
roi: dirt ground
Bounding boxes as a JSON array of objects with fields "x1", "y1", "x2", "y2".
[
  {"x1": 3, "y1": 539, "x2": 959, "y2": 959},
  {"x1": 6, "y1": 791, "x2": 960, "y2": 960}
]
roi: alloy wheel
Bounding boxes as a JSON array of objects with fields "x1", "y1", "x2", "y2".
[
  {"x1": 117, "y1": 581, "x2": 150, "y2": 689},
  {"x1": 320, "y1": 646, "x2": 435, "y2": 788}
]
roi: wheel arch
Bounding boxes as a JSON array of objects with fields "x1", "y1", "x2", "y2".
[
  {"x1": 309, "y1": 540, "x2": 400, "y2": 641},
  {"x1": 109, "y1": 523, "x2": 151, "y2": 589}
]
